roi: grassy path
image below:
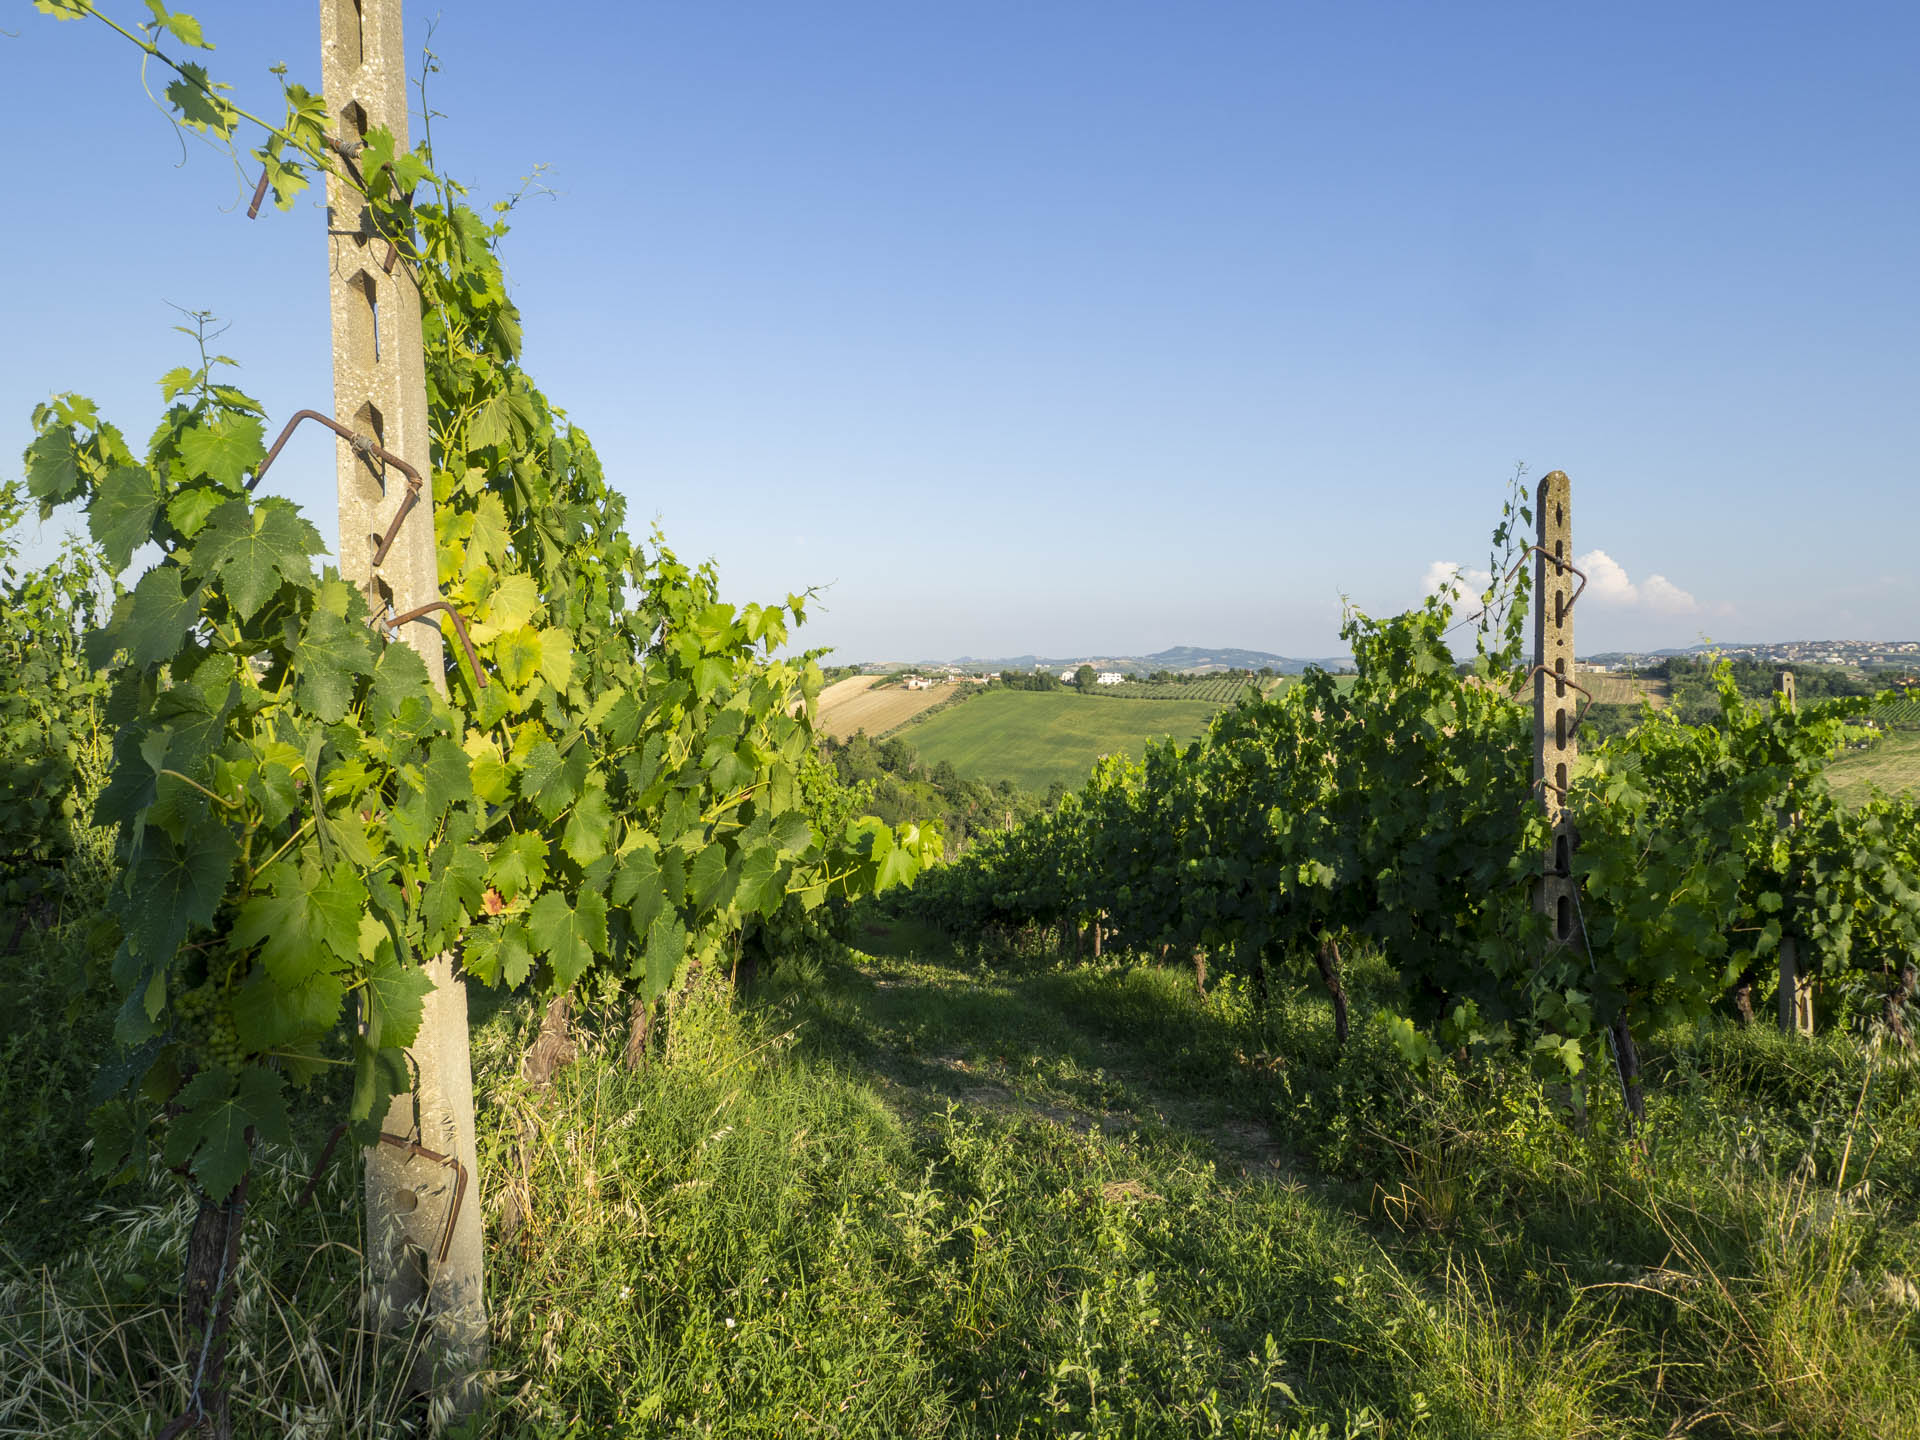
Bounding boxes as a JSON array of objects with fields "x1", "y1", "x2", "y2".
[
  {"x1": 818, "y1": 921, "x2": 1297, "y2": 1181},
  {"x1": 12, "y1": 919, "x2": 1917, "y2": 1437}
]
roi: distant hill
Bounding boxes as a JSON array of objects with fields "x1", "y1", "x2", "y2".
[{"x1": 871, "y1": 645, "x2": 1351, "y2": 675}]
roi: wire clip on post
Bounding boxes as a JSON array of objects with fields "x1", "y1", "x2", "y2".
[
  {"x1": 381, "y1": 601, "x2": 489, "y2": 689},
  {"x1": 249, "y1": 408, "x2": 426, "y2": 567},
  {"x1": 377, "y1": 1131, "x2": 470, "y2": 1265}
]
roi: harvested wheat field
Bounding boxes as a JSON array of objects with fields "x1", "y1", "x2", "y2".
[
  {"x1": 815, "y1": 675, "x2": 960, "y2": 739},
  {"x1": 1577, "y1": 668, "x2": 1670, "y2": 707}
]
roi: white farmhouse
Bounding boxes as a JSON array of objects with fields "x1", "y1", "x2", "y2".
[{"x1": 1097, "y1": 672, "x2": 1125, "y2": 685}]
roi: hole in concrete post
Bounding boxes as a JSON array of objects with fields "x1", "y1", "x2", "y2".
[
  {"x1": 1557, "y1": 893, "x2": 1570, "y2": 940},
  {"x1": 340, "y1": 99, "x2": 368, "y2": 144},
  {"x1": 1554, "y1": 657, "x2": 1565, "y2": 697},
  {"x1": 1555, "y1": 707, "x2": 1566, "y2": 749},
  {"x1": 346, "y1": 271, "x2": 380, "y2": 368},
  {"x1": 335, "y1": 0, "x2": 365, "y2": 68},
  {"x1": 1556, "y1": 502, "x2": 1563, "y2": 528},
  {"x1": 1556, "y1": 761, "x2": 1567, "y2": 794},
  {"x1": 391, "y1": 1188, "x2": 419, "y2": 1213},
  {"x1": 1555, "y1": 833, "x2": 1569, "y2": 874},
  {"x1": 353, "y1": 401, "x2": 386, "y2": 492},
  {"x1": 1555, "y1": 588, "x2": 1564, "y2": 626}
]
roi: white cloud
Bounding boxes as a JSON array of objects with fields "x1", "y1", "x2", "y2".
[
  {"x1": 1423, "y1": 560, "x2": 1491, "y2": 604},
  {"x1": 1574, "y1": 548, "x2": 1701, "y2": 616},
  {"x1": 1640, "y1": 573, "x2": 1700, "y2": 616},
  {"x1": 1578, "y1": 549, "x2": 1639, "y2": 606}
]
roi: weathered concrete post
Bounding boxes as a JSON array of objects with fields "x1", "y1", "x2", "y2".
[
  {"x1": 320, "y1": 0, "x2": 487, "y2": 1407},
  {"x1": 1775, "y1": 671, "x2": 1815, "y2": 1036},
  {"x1": 1533, "y1": 471, "x2": 1580, "y2": 951},
  {"x1": 1532, "y1": 473, "x2": 1638, "y2": 1117}
]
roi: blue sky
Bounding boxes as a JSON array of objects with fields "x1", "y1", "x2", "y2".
[{"x1": 5, "y1": 1, "x2": 1915, "y2": 661}]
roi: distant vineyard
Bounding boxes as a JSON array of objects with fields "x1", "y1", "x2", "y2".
[
  {"x1": 1880, "y1": 694, "x2": 1920, "y2": 730},
  {"x1": 1090, "y1": 677, "x2": 1261, "y2": 703}
]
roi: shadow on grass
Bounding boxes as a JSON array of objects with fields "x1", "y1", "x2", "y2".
[{"x1": 744, "y1": 917, "x2": 1920, "y2": 1440}]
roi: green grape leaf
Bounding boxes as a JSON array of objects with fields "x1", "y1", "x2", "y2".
[
  {"x1": 127, "y1": 826, "x2": 237, "y2": 965},
  {"x1": 530, "y1": 889, "x2": 607, "y2": 988},
  {"x1": 464, "y1": 921, "x2": 535, "y2": 989},
  {"x1": 124, "y1": 566, "x2": 203, "y2": 668},
  {"x1": 687, "y1": 841, "x2": 732, "y2": 911},
  {"x1": 146, "y1": 2, "x2": 213, "y2": 50},
  {"x1": 561, "y1": 780, "x2": 613, "y2": 864},
  {"x1": 190, "y1": 497, "x2": 321, "y2": 618},
  {"x1": 489, "y1": 831, "x2": 549, "y2": 902},
  {"x1": 165, "y1": 1065, "x2": 290, "y2": 1202},
  {"x1": 422, "y1": 737, "x2": 474, "y2": 821},
  {"x1": 177, "y1": 412, "x2": 264, "y2": 486},
  {"x1": 230, "y1": 967, "x2": 347, "y2": 1052},
  {"x1": 24, "y1": 426, "x2": 80, "y2": 507},
  {"x1": 423, "y1": 843, "x2": 487, "y2": 945},
  {"x1": 734, "y1": 842, "x2": 782, "y2": 916},
  {"x1": 639, "y1": 911, "x2": 686, "y2": 1001},
  {"x1": 88, "y1": 465, "x2": 161, "y2": 570},
  {"x1": 364, "y1": 952, "x2": 434, "y2": 1052},
  {"x1": 289, "y1": 603, "x2": 375, "y2": 723},
  {"x1": 771, "y1": 811, "x2": 814, "y2": 858},
  {"x1": 467, "y1": 739, "x2": 512, "y2": 805},
  {"x1": 610, "y1": 848, "x2": 665, "y2": 931},
  {"x1": 229, "y1": 860, "x2": 365, "y2": 986},
  {"x1": 537, "y1": 628, "x2": 573, "y2": 692},
  {"x1": 165, "y1": 483, "x2": 227, "y2": 538},
  {"x1": 600, "y1": 689, "x2": 644, "y2": 747},
  {"x1": 495, "y1": 627, "x2": 543, "y2": 689},
  {"x1": 521, "y1": 738, "x2": 585, "y2": 821},
  {"x1": 463, "y1": 491, "x2": 510, "y2": 565}
]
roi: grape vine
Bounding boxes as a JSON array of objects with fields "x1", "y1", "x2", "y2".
[
  {"x1": 914, "y1": 484, "x2": 1920, "y2": 1104},
  {"x1": 23, "y1": 2, "x2": 942, "y2": 1216}
]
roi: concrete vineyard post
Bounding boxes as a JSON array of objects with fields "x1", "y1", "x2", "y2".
[
  {"x1": 320, "y1": 0, "x2": 487, "y2": 1406},
  {"x1": 1775, "y1": 671, "x2": 1815, "y2": 1036},
  {"x1": 1533, "y1": 471, "x2": 1580, "y2": 952},
  {"x1": 1532, "y1": 473, "x2": 1640, "y2": 1117}
]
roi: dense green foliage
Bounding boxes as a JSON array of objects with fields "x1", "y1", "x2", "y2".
[
  {"x1": 0, "y1": 481, "x2": 114, "y2": 919},
  {"x1": 1653, "y1": 656, "x2": 1877, "y2": 727},
  {"x1": 819, "y1": 730, "x2": 1048, "y2": 851},
  {"x1": 914, "y1": 493, "x2": 1920, "y2": 1100},
  {"x1": 19, "y1": 1, "x2": 938, "y2": 1215},
  {"x1": 998, "y1": 667, "x2": 1065, "y2": 692}
]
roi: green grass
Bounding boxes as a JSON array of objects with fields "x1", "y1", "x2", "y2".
[
  {"x1": 902, "y1": 690, "x2": 1224, "y2": 791},
  {"x1": 1826, "y1": 730, "x2": 1920, "y2": 806},
  {"x1": 6, "y1": 923, "x2": 1920, "y2": 1437}
]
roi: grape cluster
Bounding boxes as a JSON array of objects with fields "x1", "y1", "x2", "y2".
[{"x1": 174, "y1": 982, "x2": 248, "y2": 1068}]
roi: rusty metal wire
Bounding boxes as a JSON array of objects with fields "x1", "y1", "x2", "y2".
[
  {"x1": 1523, "y1": 663, "x2": 1596, "y2": 734},
  {"x1": 246, "y1": 167, "x2": 271, "y2": 220},
  {"x1": 249, "y1": 408, "x2": 427, "y2": 569},
  {"x1": 378, "y1": 1131, "x2": 470, "y2": 1265},
  {"x1": 251, "y1": 408, "x2": 424, "y2": 499},
  {"x1": 383, "y1": 600, "x2": 489, "y2": 689}
]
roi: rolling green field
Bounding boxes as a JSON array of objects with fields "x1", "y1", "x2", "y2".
[
  {"x1": 905, "y1": 690, "x2": 1223, "y2": 790},
  {"x1": 1825, "y1": 730, "x2": 1920, "y2": 807}
]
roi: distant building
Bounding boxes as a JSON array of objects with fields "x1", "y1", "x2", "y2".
[
  {"x1": 1097, "y1": 672, "x2": 1125, "y2": 685},
  {"x1": 903, "y1": 675, "x2": 936, "y2": 690}
]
